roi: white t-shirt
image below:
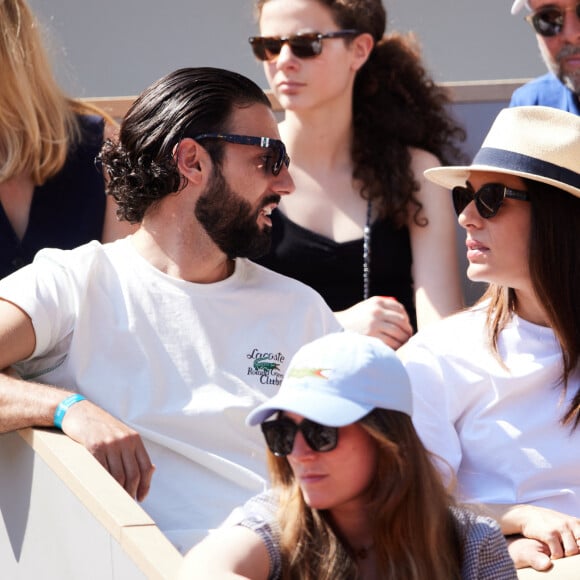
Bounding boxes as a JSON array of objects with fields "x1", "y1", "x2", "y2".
[
  {"x1": 398, "y1": 305, "x2": 580, "y2": 517},
  {"x1": 0, "y1": 238, "x2": 341, "y2": 552}
]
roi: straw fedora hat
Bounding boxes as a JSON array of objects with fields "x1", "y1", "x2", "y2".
[
  {"x1": 424, "y1": 106, "x2": 580, "y2": 199},
  {"x1": 511, "y1": 0, "x2": 529, "y2": 14}
]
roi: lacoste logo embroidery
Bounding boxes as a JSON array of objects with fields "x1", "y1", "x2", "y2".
[
  {"x1": 253, "y1": 355, "x2": 280, "y2": 372},
  {"x1": 246, "y1": 348, "x2": 285, "y2": 386}
]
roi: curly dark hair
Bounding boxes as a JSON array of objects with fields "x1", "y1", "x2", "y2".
[
  {"x1": 255, "y1": 0, "x2": 466, "y2": 227},
  {"x1": 98, "y1": 67, "x2": 271, "y2": 223},
  {"x1": 352, "y1": 32, "x2": 466, "y2": 226}
]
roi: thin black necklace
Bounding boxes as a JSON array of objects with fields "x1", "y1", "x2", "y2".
[
  {"x1": 354, "y1": 542, "x2": 374, "y2": 560},
  {"x1": 363, "y1": 199, "x2": 371, "y2": 300}
]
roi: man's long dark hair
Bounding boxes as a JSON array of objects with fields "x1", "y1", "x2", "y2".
[{"x1": 99, "y1": 67, "x2": 271, "y2": 222}]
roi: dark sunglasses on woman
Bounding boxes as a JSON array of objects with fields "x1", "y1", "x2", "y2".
[
  {"x1": 261, "y1": 416, "x2": 338, "y2": 456},
  {"x1": 526, "y1": 3, "x2": 580, "y2": 37},
  {"x1": 452, "y1": 182, "x2": 530, "y2": 219},
  {"x1": 249, "y1": 30, "x2": 359, "y2": 61}
]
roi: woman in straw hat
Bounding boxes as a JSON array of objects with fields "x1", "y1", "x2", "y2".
[
  {"x1": 398, "y1": 105, "x2": 580, "y2": 572},
  {"x1": 179, "y1": 332, "x2": 516, "y2": 580}
]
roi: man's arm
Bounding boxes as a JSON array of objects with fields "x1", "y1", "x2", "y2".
[{"x1": 0, "y1": 298, "x2": 154, "y2": 501}]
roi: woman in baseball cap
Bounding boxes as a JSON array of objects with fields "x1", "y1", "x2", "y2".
[
  {"x1": 180, "y1": 332, "x2": 516, "y2": 579},
  {"x1": 399, "y1": 105, "x2": 580, "y2": 572}
]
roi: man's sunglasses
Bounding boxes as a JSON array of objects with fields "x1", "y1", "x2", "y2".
[
  {"x1": 249, "y1": 30, "x2": 359, "y2": 61},
  {"x1": 193, "y1": 133, "x2": 290, "y2": 176},
  {"x1": 526, "y1": 3, "x2": 580, "y2": 37},
  {"x1": 261, "y1": 416, "x2": 338, "y2": 457},
  {"x1": 452, "y1": 182, "x2": 530, "y2": 219}
]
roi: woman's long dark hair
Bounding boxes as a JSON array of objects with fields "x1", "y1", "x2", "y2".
[{"x1": 478, "y1": 178, "x2": 580, "y2": 428}]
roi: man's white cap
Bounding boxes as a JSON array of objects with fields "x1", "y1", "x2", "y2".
[
  {"x1": 246, "y1": 332, "x2": 412, "y2": 427},
  {"x1": 511, "y1": 0, "x2": 530, "y2": 15}
]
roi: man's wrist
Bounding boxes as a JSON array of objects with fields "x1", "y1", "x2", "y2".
[{"x1": 53, "y1": 393, "x2": 86, "y2": 429}]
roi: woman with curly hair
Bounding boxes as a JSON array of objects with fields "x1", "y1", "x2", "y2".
[
  {"x1": 180, "y1": 332, "x2": 517, "y2": 579},
  {"x1": 0, "y1": 0, "x2": 133, "y2": 279},
  {"x1": 248, "y1": 0, "x2": 465, "y2": 348}
]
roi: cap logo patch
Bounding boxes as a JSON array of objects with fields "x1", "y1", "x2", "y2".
[{"x1": 288, "y1": 367, "x2": 331, "y2": 380}]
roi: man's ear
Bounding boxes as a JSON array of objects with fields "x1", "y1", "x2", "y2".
[{"x1": 174, "y1": 138, "x2": 206, "y2": 185}]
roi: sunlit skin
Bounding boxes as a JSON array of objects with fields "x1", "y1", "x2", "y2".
[
  {"x1": 457, "y1": 171, "x2": 531, "y2": 289},
  {"x1": 209, "y1": 103, "x2": 295, "y2": 231},
  {"x1": 259, "y1": 0, "x2": 366, "y2": 115},
  {"x1": 133, "y1": 102, "x2": 294, "y2": 284},
  {"x1": 257, "y1": 0, "x2": 379, "y2": 258},
  {"x1": 282, "y1": 411, "x2": 381, "y2": 571},
  {"x1": 252, "y1": 0, "x2": 464, "y2": 346},
  {"x1": 191, "y1": 104, "x2": 294, "y2": 260},
  {"x1": 529, "y1": 0, "x2": 580, "y2": 93},
  {"x1": 284, "y1": 412, "x2": 378, "y2": 514},
  {"x1": 456, "y1": 171, "x2": 549, "y2": 325}
]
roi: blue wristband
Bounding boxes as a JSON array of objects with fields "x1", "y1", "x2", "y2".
[{"x1": 54, "y1": 394, "x2": 86, "y2": 429}]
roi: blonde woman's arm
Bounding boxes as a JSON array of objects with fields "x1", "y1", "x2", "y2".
[
  {"x1": 408, "y1": 148, "x2": 464, "y2": 329},
  {"x1": 179, "y1": 526, "x2": 271, "y2": 580}
]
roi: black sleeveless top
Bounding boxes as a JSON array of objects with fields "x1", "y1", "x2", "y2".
[
  {"x1": 255, "y1": 209, "x2": 416, "y2": 329},
  {"x1": 0, "y1": 114, "x2": 106, "y2": 279}
]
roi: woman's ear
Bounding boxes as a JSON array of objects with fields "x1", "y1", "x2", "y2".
[
  {"x1": 351, "y1": 32, "x2": 375, "y2": 71},
  {"x1": 174, "y1": 138, "x2": 205, "y2": 185}
]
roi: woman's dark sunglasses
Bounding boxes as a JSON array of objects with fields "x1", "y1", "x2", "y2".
[
  {"x1": 526, "y1": 3, "x2": 580, "y2": 37},
  {"x1": 452, "y1": 182, "x2": 530, "y2": 219},
  {"x1": 261, "y1": 417, "x2": 338, "y2": 457},
  {"x1": 249, "y1": 30, "x2": 359, "y2": 61},
  {"x1": 192, "y1": 133, "x2": 290, "y2": 176}
]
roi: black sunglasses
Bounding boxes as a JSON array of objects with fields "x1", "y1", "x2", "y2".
[
  {"x1": 452, "y1": 182, "x2": 530, "y2": 219},
  {"x1": 261, "y1": 416, "x2": 338, "y2": 457},
  {"x1": 192, "y1": 133, "x2": 290, "y2": 176},
  {"x1": 526, "y1": 3, "x2": 580, "y2": 36},
  {"x1": 249, "y1": 30, "x2": 359, "y2": 61}
]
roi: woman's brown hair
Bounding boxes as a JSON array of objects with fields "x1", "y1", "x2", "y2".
[
  {"x1": 267, "y1": 409, "x2": 462, "y2": 579},
  {"x1": 478, "y1": 179, "x2": 580, "y2": 428}
]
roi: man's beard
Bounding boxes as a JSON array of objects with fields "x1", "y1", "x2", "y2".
[
  {"x1": 539, "y1": 41, "x2": 580, "y2": 95},
  {"x1": 194, "y1": 166, "x2": 280, "y2": 260}
]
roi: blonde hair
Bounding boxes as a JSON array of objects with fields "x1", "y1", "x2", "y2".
[
  {"x1": 0, "y1": 0, "x2": 109, "y2": 185},
  {"x1": 268, "y1": 410, "x2": 461, "y2": 580}
]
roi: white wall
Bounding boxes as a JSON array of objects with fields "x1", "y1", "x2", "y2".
[
  {"x1": 28, "y1": 0, "x2": 545, "y2": 98},
  {"x1": 0, "y1": 430, "x2": 182, "y2": 580}
]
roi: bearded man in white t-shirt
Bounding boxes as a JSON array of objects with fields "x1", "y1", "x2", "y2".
[{"x1": 0, "y1": 67, "x2": 340, "y2": 553}]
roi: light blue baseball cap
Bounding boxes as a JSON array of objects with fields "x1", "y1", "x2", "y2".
[{"x1": 246, "y1": 332, "x2": 412, "y2": 427}]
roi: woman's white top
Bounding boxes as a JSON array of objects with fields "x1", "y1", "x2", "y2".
[{"x1": 398, "y1": 306, "x2": 580, "y2": 516}]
